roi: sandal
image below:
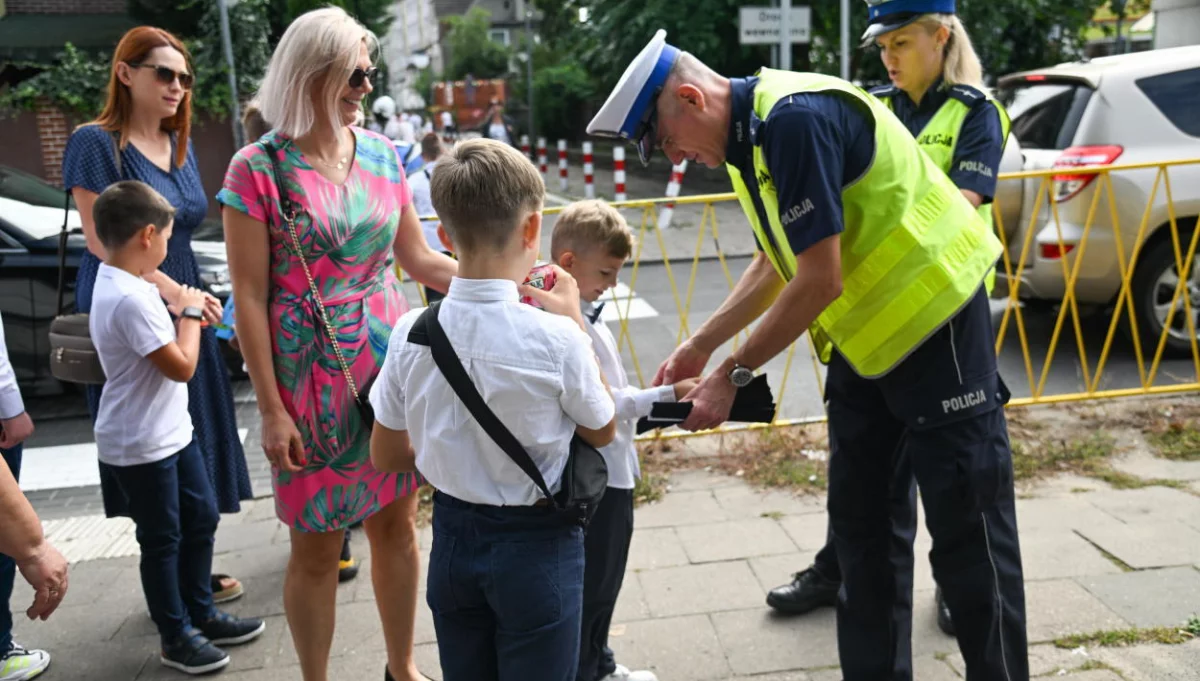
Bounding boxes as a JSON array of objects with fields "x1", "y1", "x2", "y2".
[{"x1": 212, "y1": 574, "x2": 244, "y2": 604}]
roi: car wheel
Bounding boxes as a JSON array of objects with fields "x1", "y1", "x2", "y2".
[{"x1": 1132, "y1": 228, "x2": 1200, "y2": 358}]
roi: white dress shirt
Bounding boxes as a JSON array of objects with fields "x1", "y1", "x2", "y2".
[
  {"x1": 90, "y1": 264, "x2": 193, "y2": 466},
  {"x1": 582, "y1": 300, "x2": 675, "y2": 489},
  {"x1": 0, "y1": 311, "x2": 25, "y2": 421},
  {"x1": 407, "y1": 161, "x2": 441, "y2": 251},
  {"x1": 371, "y1": 278, "x2": 615, "y2": 506}
]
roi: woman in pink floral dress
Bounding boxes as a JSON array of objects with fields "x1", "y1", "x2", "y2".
[{"x1": 217, "y1": 8, "x2": 454, "y2": 681}]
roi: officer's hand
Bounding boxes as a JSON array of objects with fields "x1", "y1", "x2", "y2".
[
  {"x1": 679, "y1": 371, "x2": 736, "y2": 432},
  {"x1": 654, "y1": 339, "x2": 710, "y2": 387}
]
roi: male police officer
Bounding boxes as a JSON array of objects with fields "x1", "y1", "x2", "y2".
[
  {"x1": 587, "y1": 29, "x2": 1027, "y2": 681},
  {"x1": 767, "y1": 0, "x2": 1015, "y2": 638}
]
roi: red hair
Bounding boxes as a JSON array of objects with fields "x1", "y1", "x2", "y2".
[{"x1": 88, "y1": 26, "x2": 193, "y2": 169}]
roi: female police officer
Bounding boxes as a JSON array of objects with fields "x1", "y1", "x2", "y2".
[
  {"x1": 587, "y1": 23, "x2": 1027, "y2": 681},
  {"x1": 766, "y1": 0, "x2": 1012, "y2": 640}
]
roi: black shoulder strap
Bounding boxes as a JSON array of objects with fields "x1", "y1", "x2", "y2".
[
  {"x1": 411, "y1": 304, "x2": 560, "y2": 507},
  {"x1": 260, "y1": 140, "x2": 299, "y2": 220},
  {"x1": 109, "y1": 131, "x2": 124, "y2": 179},
  {"x1": 55, "y1": 188, "x2": 71, "y2": 316}
]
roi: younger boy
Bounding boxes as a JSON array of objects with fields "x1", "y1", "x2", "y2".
[
  {"x1": 368, "y1": 140, "x2": 617, "y2": 681},
  {"x1": 552, "y1": 200, "x2": 696, "y2": 681},
  {"x1": 90, "y1": 181, "x2": 265, "y2": 675}
]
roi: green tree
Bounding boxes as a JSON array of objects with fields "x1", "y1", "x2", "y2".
[
  {"x1": 188, "y1": 0, "x2": 273, "y2": 116},
  {"x1": 561, "y1": 0, "x2": 1106, "y2": 90},
  {"x1": 509, "y1": 38, "x2": 596, "y2": 141},
  {"x1": 274, "y1": 0, "x2": 396, "y2": 42},
  {"x1": 444, "y1": 7, "x2": 513, "y2": 81},
  {"x1": 0, "y1": 43, "x2": 110, "y2": 118}
]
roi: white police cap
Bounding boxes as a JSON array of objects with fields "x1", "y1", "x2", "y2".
[
  {"x1": 586, "y1": 29, "x2": 681, "y2": 166},
  {"x1": 862, "y1": 0, "x2": 955, "y2": 41}
]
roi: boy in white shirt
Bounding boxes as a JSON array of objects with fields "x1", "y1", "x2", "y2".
[
  {"x1": 552, "y1": 200, "x2": 697, "y2": 681},
  {"x1": 369, "y1": 140, "x2": 617, "y2": 681},
  {"x1": 89, "y1": 181, "x2": 265, "y2": 676}
]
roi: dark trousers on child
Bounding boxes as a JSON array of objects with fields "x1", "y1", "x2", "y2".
[
  {"x1": 104, "y1": 440, "x2": 220, "y2": 643},
  {"x1": 0, "y1": 444, "x2": 23, "y2": 652},
  {"x1": 577, "y1": 488, "x2": 634, "y2": 681},
  {"x1": 428, "y1": 491, "x2": 585, "y2": 681}
]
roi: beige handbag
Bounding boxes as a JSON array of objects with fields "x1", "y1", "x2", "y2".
[{"x1": 47, "y1": 135, "x2": 123, "y2": 385}]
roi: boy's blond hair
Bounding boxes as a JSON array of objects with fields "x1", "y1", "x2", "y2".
[
  {"x1": 430, "y1": 138, "x2": 545, "y2": 253},
  {"x1": 550, "y1": 199, "x2": 634, "y2": 260}
]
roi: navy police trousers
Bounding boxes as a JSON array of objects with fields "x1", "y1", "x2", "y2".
[{"x1": 826, "y1": 288, "x2": 1029, "y2": 681}]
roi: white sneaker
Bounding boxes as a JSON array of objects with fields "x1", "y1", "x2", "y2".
[
  {"x1": 600, "y1": 664, "x2": 658, "y2": 681},
  {"x1": 0, "y1": 643, "x2": 50, "y2": 681}
]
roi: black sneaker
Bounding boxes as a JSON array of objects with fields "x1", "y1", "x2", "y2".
[
  {"x1": 160, "y1": 629, "x2": 229, "y2": 675},
  {"x1": 198, "y1": 611, "x2": 266, "y2": 646},
  {"x1": 935, "y1": 586, "x2": 956, "y2": 637},
  {"x1": 766, "y1": 566, "x2": 840, "y2": 615},
  {"x1": 339, "y1": 530, "x2": 359, "y2": 583}
]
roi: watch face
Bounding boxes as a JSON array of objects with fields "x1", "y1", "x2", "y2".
[{"x1": 730, "y1": 366, "x2": 754, "y2": 387}]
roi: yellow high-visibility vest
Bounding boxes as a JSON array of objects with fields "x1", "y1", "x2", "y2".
[{"x1": 725, "y1": 69, "x2": 1001, "y2": 378}]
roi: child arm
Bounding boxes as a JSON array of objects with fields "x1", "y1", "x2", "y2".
[
  {"x1": 369, "y1": 313, "x2": 418, "y2": 473},
  {"x1": 370, "y1": 425, "x2": 416, "y2": 473},
  {"x1": 561, "y1": 333, "x2": 618, "y2": 448},
  {"x1": 146, "y1": 285, "x2": 207, "y2": 382}
]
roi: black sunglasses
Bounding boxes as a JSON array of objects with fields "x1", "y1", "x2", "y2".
[
  {"x1": 633, "y1": 86, "x2": 664, "y2": 166},
  {"x1": 128, "y1": 62, "x2": 194, "y2": 90},
  {"x1": 348, "y1": 67, "x2": 380, "y2": 89}
]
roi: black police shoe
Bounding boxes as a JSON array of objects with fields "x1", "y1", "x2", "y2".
[
  {"x1": 766, "y1": 567, "x2": 840, "y2": 614},
  {"x1": 935, "y1": 586, "x2": 955, "y2": 637}
]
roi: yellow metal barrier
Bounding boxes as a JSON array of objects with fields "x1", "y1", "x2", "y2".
[{"x1": 404, "y1": 158, "x2": 1200, "y2": 439}]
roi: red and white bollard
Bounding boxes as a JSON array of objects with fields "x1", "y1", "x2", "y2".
[
  {"x1": 557, "y1": 140, "x2": 568, "y2": 192},
  {"x1": 613, "y1": 146, "x2": 627, "y2": 202},
  {"x1": 658, "y1": 160, "x2": 689, "y2": 230},
  {"x1": 520, "y1": 134, "x2": 530, "y2": 160},
  {"x1": 583, "y1": 142, "x2": 595, "y2": 199},
  {"x1": 536, "y1": 137, "x2": 548, "y2": 180}
]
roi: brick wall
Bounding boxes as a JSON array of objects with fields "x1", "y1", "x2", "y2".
[
  {"x1": 35, "y1": 100, "x2": 70, "y2": 187},
  {"x1": 6, "y1": 0, "x2": 127, "y2": 13}
]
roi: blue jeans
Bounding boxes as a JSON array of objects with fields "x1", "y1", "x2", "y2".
[
  {"x1": 0, "y1": 444, "x2": 23, "y2": 651},
  {"x1": 428, "y1": 492, "x2": 585, "y2": 681},
  {"x1": 104, "y1": 440, "x2": 220, "y2": 643}
]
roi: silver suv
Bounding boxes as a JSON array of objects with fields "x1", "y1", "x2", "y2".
[{"x1": 993, "y1": 46, "x2": 1200, "y2": 354}]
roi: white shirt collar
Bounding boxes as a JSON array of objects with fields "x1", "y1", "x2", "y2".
[
  {"x1": 447, "y1": 277, "x2": 519, "y2": 303},
  {"x1": 98, "y1": 262, "x2": 157, "y2": 292}
]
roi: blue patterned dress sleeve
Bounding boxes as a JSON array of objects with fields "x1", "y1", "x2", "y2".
[{"x1": 63, "y1": 124, "x2": 121, "y2": 193}]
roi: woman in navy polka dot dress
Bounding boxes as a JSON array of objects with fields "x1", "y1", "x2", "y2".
[{"x1": 62, "y1": 26, "x2": 252, "y2": 602}]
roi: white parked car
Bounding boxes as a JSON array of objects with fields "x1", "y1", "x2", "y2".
[{"x1": 993, "y1": 46, "x2": 1200, "y2": 354}]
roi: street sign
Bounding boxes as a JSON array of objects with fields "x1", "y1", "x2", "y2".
[{"x1": 739, "y1": 6, "x2": 812, "y2": 44}]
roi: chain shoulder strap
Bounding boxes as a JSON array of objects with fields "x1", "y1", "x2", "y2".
[{"x1": 264, "y1": 141, "x2": 361, "y2": 400}]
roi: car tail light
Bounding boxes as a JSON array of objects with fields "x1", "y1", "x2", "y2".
[
  {"x1": 1040, "y1": 243, "x2": 1076, "y2": 260},
  {"x1": 1052, "y1": 145, "x2": 1123, "y2": 203}
]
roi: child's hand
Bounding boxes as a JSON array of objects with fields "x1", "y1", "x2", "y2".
[
  {"x1": 673, "y1": 377, "x2": 701, "y2": 401},
  {"x1": 520, "y1": 266, "x2": 584, "y2": 325},
  {"x1": 169, "y1": 285, "x2": 208, "y2": 318},
  {"x1": 179, "y1": 285, "x2": 208, "y2": 311}
]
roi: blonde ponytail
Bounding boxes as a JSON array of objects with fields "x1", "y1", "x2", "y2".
[{"x1": 916, "y1": 14, "x2": 984, "y2": 87}]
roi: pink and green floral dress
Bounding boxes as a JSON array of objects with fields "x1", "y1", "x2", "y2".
[{"x1": 217, "y1": 128, "x2": 420, "y2": 532}]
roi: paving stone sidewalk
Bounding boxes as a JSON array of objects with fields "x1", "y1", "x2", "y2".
[{"x1": 13, "y1": 465, "x2": 1200, "y2": 680}]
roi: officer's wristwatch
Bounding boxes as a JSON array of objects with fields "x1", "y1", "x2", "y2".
[
  {"x1": 727, "y1": 363, "x2": 754, "y2": 388},
  {"x1": 180, "y1": 306, "x2": 205, "y2": 321}
]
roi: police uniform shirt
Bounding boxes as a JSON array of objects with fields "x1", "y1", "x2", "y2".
[
  {"x1": 726, "y1": 77, "x2": 875, "y2": 257},
  {"x1": 870, "y1": 79, "x2": 1004, "y2": 203}
]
